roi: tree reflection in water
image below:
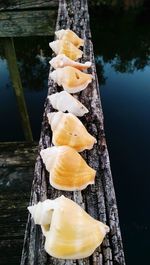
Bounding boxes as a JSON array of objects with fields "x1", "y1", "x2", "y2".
[
  {"x1": 90, "y1": 2, "x2": 150, "y2": 80},
  {"x1": 14, "y1": 36, "x2": 52, "y2": 91},
  {"x1": 0, "y1": 36, "x2": 52, "y2": 92},
  {"x1": 0, "y1": 36, "x2": 53, "y2": 141}
]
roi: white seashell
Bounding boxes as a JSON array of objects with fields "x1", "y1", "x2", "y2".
[
  {"x1": 28, "y1": 195, "x2": 110, "y2": 259},
  {"x1": 55, "y1": 29, "x2": 66, "y2": 39},
  {"x1": 48, "y1": 91, "x2": 88, "y2": 117},
  {"x1": 49, "y1": 40, "x2": 60, "y2": 54},
  {"x1": 49, "y1": 54, "x2": 91, "y2": 70},
  {"x1": 28, "y1": 200, "x2": 54, "y2": 226},
  {"x1": 50, "y1": 66, "x2": 92, "y2": 93}
]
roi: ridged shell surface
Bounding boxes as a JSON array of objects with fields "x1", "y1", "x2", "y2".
[
  {"x1": 28, "y1": 196, "x2": 110, "y2": 259},
  {"x1": 40, "y1": 146, "x2": 96, "y2": 191},
  {"x1": 49, "y1": 40, "x2": 83, "y2": 61},
  {"x1": 50, "y1": 66, "x2": 92, "y2": 93},
  {"x1": 47, "y1": 111, "x2": 96, "y2": 151},
  {"x1": 55, "y1": 29, "x2": 84, "y2": 48}
]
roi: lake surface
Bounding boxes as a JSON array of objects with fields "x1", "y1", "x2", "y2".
[
  {"x1": 0, "y1": 4, "x2": 150, "y2": 265},
  {"x1": 90, "y1": 5, "x2": 150, "y2": 265}
]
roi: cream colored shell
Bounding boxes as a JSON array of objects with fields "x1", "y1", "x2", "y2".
[
  {"x1": 47, "y1": 111, "x2": 96, "y2": 151},
  {"x1": 50, "y1": 66, "x2": 92, "y2": 93},
  {"x1": 49, "y1": 54, "x2": 91, "y2": 70},
  {"x1": 48, "y1": 91, "x2": 88, "y2": 117},
  {"x1": 40, "y1": 146, "x2": 96, "y2": 191},
  {"x1": 55, "y1": 29, "x2": 84, "y2": 48},
  {"x1": 49, "y1": 40, "x2": 83, "y2": 61},
  {"x1": 28, "y1": 195, "x2": 110, "y2": 259}
]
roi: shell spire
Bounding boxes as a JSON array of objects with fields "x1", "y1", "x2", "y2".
[
  {"x1": 40, "y1": 146, "x2": 96, "y2": 191},
  {"x1": 28, "y1": 200, "x2": 54, "y2": 226},
  {"x1": 28, "y1": 196, "x2": 110, "y2": 259}
]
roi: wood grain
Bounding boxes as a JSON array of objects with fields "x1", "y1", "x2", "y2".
[
  {"x1": 0, "y1": 142, "x2": 38, "y2": 265},
  {"x1": 20, "y1": 0, "x2": 126, "y2": 264},
  {"x1": 0, "y1": 0, "x2": 58, "y2": 11},
  {"x1": 0, "y1": 10, "x2": 56, "y2": 37}
]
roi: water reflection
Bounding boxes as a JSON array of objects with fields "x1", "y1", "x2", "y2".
[
  {"x1": 13, "y1": 37, "x2": 52, "y2": 91},
  {"x1": 91, "y1": 4, "x2": 150, "y2": 75},
  {"x1": 90, "y1": 5, "x2": 150, "y2": 265},
  {"x1": 0, "y1": 36, "x2": 52, "y2": 141}
]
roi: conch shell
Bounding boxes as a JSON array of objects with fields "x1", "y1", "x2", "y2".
[
  {"x1": 48, "y1": 91, "x2": 88, "y2": 117},
  {"x1": 28, "y1": 195, "x2": 110, "y2": 259},
  {"x1": 40, "y1": 146, "x2": 96, "y2": 191},
  {"x1": 47, "y1": 111, "x2": 96, "y2": 151},
  {"x1": 49, "y1": 40, "x2": 83, "y2": 61},
  {"x1": 50, "y1": 66, "x2": 92, "y2": 93},
  {"x1": 49, "y1": 54, "x2": 91, "y2": 70},
  {"x1": 55, "y1": 29, "x2": 84, "y2": 48}
]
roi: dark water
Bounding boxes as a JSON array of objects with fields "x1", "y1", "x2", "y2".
[
  {"x1": 90, "y1": 5, "x2": 150, "y2": 265},
  {"x1": 0, "y1": 36, "x2": 52, "y2": 141},
  {"x1": 0, "y1": 4, "x2": 150, "y2": 265}
]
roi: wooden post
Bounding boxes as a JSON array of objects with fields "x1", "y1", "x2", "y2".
[{"x1": 3, "y1": 37, "x2": 33, "y2": 142}]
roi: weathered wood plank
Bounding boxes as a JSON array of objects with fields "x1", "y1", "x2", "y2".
[
  {"x1": 21, "y1": 0, "x2": 126, "y2": 264},
  {"x1": 0, "y1": 142, "x2": 38, "y2": 167},
  {"x1": 0, "y1": 0, "x2": 58, "y2": 11},
  {"x1": 0, "y1": 10, "x2": 56, "y2": 37},
  {"x1": 0, "y1": 142, "x2": 37, "y2": 265}
]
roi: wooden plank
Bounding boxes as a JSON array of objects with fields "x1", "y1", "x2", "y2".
[
  {"x1": 0, "y1": 142, "x2": 37, "y2": 265},
  {"x1": 21, "y1": 0, "x2": 126, "y2": 264},
  {"x1": 0, "y1": 0, "x2": 58, "y2": 11},
  {"x1": 0, "y1": 142, "x2": 37, "y2": 264},
  {"x1": 3, "y1": 38, "x2": 33, "y2": 141},
  {"x1": 0, "y1": 142, "x2": 38, "y2": 167},
  {"x1": 0, "y1": 10, "x2": 56, "y2": 37}
]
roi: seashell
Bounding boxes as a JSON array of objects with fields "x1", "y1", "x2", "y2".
[
  {"x1": 49, "y1": 54, "x2": 91, "y2": 70},
  {"x1": 49, "y1": 40, "x2": 83, "y2": 61},
  {"x1": 48, "y1": 91, "x2": 88, "y2": 117},
  {"x1": 28, "y1": 195, "x2": 110, "y2": 259},
  {"x1": 50, "y1": 66, "x2": 92, "y2": 93},
  {"x1": 28, "y1": 199, "x2": 53, "y2": 228},
  {"x1": 40, "y1": 146, "x2": 96, "y2": 191},
  {"x1": 55, "y1": 29, "x2": 84, "y2": 48},
  {"x1": 47, "y1": 111, "x2": 96, "y2": 152}
]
